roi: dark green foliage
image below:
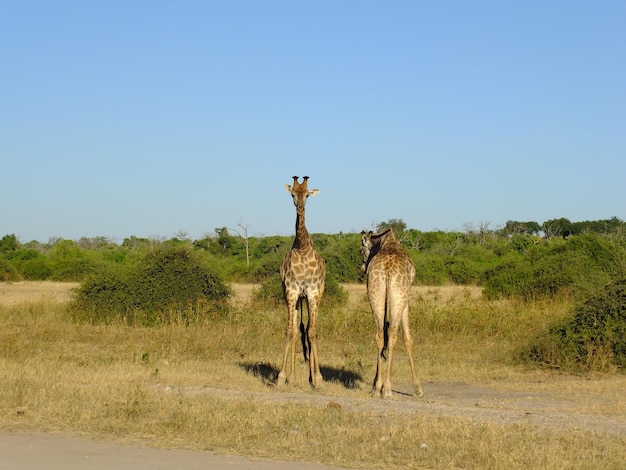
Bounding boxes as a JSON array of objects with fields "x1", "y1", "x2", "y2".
[
  {"x1": 503, "y1": 220, "x2": 542, "y2": 236},
  {"x1": 322, "y1": 274, "x2": 348, "y2": 307},
  {"x1": 251, "y1": 253, "x2": 284, "y2": 282},
  {"x1": 51, "y1": 257, "x2": 99, "y2": 281},
  {"x1": 254, "y1": 271, "x2": 347, "y2": 308},
  {"x1": 319, "y1": 233, "x2": 362, "y2": 283},
  {"x1": 444, "y1": 257, "x2": 478, "y2": 285},
  {"x1": 484, "y1": 234, "x2": 624, "y2": 300},
  {"x1": 2, "y1": 215, "x2": 625, "y2": 293},
  {"x1": 73, "y1": 247, "x2": 230, "y2": 325},
  {"x1": 376, "y1": 218, "x2": 407, "y2": 234},
  {"x1": 254, "y1": 273, "x2": 284, "y2": 306},
  {"x1": 20, "y1": 258, "x2": 52, "y2": 280},
  {"x1": 0, "y1": 257, "x2": 19, "y2": 281},
  {"x1": 0, "y1": 234, "x2": 18, "y2": 254},
  {"x1": 412, "y1": 253, "x2": 448, "y2": 285},
  {"x1": 524, "y1": 277, "x2": 626, "y2": 372}
]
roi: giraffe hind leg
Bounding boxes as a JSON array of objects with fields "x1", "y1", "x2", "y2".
[
  {"x1": 299, "y1": 297, "x2": 310, "y2": 362},
  {"x1": 401, "y1": 311, "x2": 424, "y2": 398},
  {"x1": 381, "y1": 320, "x2": 390, "y2": 360}
]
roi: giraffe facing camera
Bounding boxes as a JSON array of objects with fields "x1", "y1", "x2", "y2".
[{"x1": 277, "y1": 176, "x2": 326, "y2": 388}]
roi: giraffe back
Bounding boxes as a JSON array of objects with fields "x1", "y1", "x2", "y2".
[{"x1": 361, "y1": 229, "x2": 415, "y2": 288}]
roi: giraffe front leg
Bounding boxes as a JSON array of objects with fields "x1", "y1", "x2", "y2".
[{"x1": 277, "y1": 302, "x2": 298, "y2": 386}]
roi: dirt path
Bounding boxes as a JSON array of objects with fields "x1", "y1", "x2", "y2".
[
  {"x1": 158, "y1": 379, "x2": 626, "y2": 438},
  {"x1": 0, "y1": 431, "x2": 342, "y2": 470},
  {"x1": 3, "y1": 378, "x2": 624, "y2": 470}
]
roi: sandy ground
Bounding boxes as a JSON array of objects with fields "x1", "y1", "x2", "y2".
[
  {"x1": 0, "y1": 281, "x2": 79, "y2": 306},
  {"x1": 2, "y1": 376, "x2": 624, "y2": 469},
  {"x1": 1, "y1": 282, "x2": 624, "y2": 469},
  {"x1": 0, "y1": 432, "x2": 342, "y2": 470},
  {"x1": 0, "y1": 281, "x2": 481, "y2": 308}
]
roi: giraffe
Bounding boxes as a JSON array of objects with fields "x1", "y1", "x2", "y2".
[
  {"x1": 277, "y1": 176, "x2": 326, "y2": 388},
  {"x1": 360, "y1": 228, "x2": 423, "y2": 398}
]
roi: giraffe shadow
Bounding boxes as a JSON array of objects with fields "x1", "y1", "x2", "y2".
[
  {"x1": 238, "y1": 361, "x2": 363, "y2": 390},
  {"x1": 320, "y1": 365, "x2": 363, "y2": 390},
  {"x1": 238, "y1": 362, "x2": 279, "y2": 386}
]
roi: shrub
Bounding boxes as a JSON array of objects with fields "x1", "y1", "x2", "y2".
[
  {"x1": 484, "y1": 234, "x2": 623, "y2": 300},
  {"x1": 73, "y1": 247, "x2": 230, "y2": 325},
  {"x1": 20, "y1": 258, "x2": 52, "y2": 280},
  {"x1": 523, "y1": 277, "x2": 626, "y2": 372},
  {"x1": 444, "y1": 257, "x2": 480, "y2": 285},
  {"x1": 412, "y1": 253, "x2": 447, "y2": 285},
  {"x1": 0, "y1": 257, "x2": 20, "y2": 282},
  {"x1": 254, "y1": 272, "x2": 347, "y2": 308},
  {"x1": 51, "y1": 258, "x2": 100, "y2": 281}
]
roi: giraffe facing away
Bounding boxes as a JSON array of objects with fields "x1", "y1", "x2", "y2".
[
  {"x1": 361, "y1": 228, "x2": 423, "y2": 398},
  {"x1": 277, "y1": 176, "x2": 326, "y2": 388}
]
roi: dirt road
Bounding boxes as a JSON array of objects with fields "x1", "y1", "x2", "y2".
[
  {"x1": 2, "y1": 378, "x2": 624, "y2": 469},
  {"x1": 0, "y1": 432, "x2": 343, "y2": 470}
]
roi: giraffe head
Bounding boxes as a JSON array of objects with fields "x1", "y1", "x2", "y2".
[
  {"x1": 360, "y1": 228, "x2": 394, "y2": 275},
  {"x1": 360, "y1": 231, "x2": 373, "y2": 275},
  {"x1": 284, "y1": 176, "x2": 320, "y2": 210}
]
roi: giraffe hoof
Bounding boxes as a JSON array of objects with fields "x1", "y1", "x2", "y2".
[{"x1": 309, "y1": 375, "x2": 323, "y2": 389}]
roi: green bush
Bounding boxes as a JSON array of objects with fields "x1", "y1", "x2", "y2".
[
  {"x1": 254, "y1": 271, "x2": 347, "y2": 308},
  {"x1": 73, "y1": 247, "x2": 230, "y2": 325},
  {"x1": 444, "y1": 257, "x2": 481, "y2": 285},
  {"x1": 411, "y1": 253, "x2": 447, "y2": 285},
  {"x1": 484, "y1": 234, "x2": 623, "y2": 300},
  {"x1": 20, "y1": 258, "x2": 52, "y2": 280},
  {"x1": 524, "y1": 277, "x2": 626, "y2": 372},
  {"x1": 51, "y1": 258, "x2": 100, "y2": 281},
  {"x1": 0, "y1": 257, "x2": 19, "y2": 282}
]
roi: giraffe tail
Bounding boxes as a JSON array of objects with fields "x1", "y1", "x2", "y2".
[
  {"x1": 381, "y1": 274, "x2": 391, "y2": 361},
  {"x1": 298, "y1": 296, "x2": 310, "y2": 363}
]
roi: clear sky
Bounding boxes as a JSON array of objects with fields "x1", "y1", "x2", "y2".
[{"x1": 2, "y1": 1, "x2": 625, "y2": 243}]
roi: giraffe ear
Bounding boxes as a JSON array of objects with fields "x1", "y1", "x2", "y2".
[
  {"x1": 284, "y1": 184, "x2": 293, "y2": 193},
  {"x1": 308, "y1": 189, "x2": 320, "y2": 197}
]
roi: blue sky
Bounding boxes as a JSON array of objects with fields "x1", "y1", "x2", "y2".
[{"x1": 2, "y1": 1, "x2": 625, "y2": 242}]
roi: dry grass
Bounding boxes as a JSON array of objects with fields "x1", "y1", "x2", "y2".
[
  {"x1": 1, "y1": 282, "x2": 625, "y2": 469},
  {"x1": 0, "y1": 281, "x2": 79, "y2": 306}
]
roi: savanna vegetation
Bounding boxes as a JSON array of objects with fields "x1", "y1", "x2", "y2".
[
  {"x1": 2, "y1": 216, "x2": 626, "y2": 469},
  {"x1": 2, "y1": 216, "x2": 626, "y2": 372}
]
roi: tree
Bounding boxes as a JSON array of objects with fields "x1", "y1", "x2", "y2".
[
  {"x1": 0, "y1": 234, "x2": 18, "y2": 254},
  {"x1": 376, "y1": 219, "x2": 407, "y2": 234},
  {"x1": 543, "y1": 218, "x2": 573, "y2": 239},
  {"x1": 229, "y1": 219, "x2": 251, "y2": 270},
  {"x1": 215, "y1": 227, "x2": 234, "y2": 255},
  {"x1": 503, "y1": 221, "x2": 541, "y2": 236}
]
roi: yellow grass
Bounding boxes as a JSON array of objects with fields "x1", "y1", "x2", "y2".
[
  {"x1": 0, "y1": 281, "x2": 79, "y2": 305},
  {"x1": 1, "y1": 282, "x2": 625, "y2": 469}
]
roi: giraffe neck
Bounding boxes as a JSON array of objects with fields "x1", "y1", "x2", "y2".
[{"x1": 293, "y1": 207, "x2": 313, "y2": 249}]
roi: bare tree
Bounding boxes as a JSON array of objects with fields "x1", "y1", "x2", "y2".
[{"x1": 229, "y1": 218, "x2": 251, "y2": 270}]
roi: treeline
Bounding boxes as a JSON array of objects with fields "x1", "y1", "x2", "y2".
[
  {"x1": 1, "y1": 216, "x2": 625, "y2": 300},
  {"x1": 5, "y1": 218, "x2": 626, "y2": 370}
]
